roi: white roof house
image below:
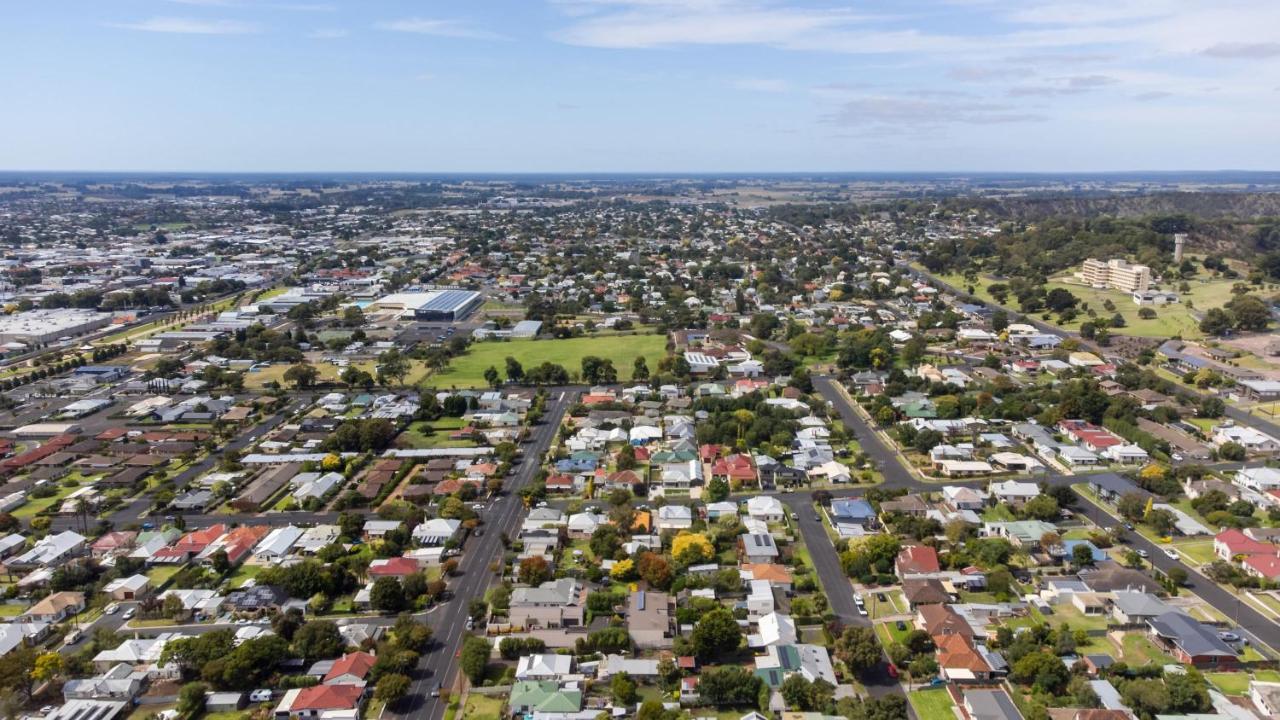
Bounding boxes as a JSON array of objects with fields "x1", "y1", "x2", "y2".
[
  {"x1": 254, "y1": 526, "x2": 304, "y2": 561},
  {"x1": 412, "y1": 518, "x2": 462, "y2": 546},
  {"x1": 748, "y1": 611, "x2": 798, "y2": 648},
  {"x1": 746, "y1": 495, "x2": 785, "y2": 521},
  {"x1": 515, "y1": 653, "x2": 574, "y2": 680}
]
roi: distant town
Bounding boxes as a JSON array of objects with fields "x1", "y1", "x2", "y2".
[{"x1": 0, "y1": 174, "x2": 1279, "y2": 720}]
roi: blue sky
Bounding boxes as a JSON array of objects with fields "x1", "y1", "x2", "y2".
[{"x1": 2, "y1": 0, "x2": 1279, "y2": 172}]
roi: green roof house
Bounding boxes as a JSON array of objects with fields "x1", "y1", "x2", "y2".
[{"x1": 509, "y1": 681, "x2": 582, "y2": 714}]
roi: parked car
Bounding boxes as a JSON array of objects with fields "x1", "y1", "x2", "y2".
[
  {"x1": 104, "y1": 603, "x2": 119, "y2": 615},
  {"x1": 122, "y1": 608, "x2": 136, "y2": 620},
  {"x1": 250, "y1": 690, "x2": 273, "y2": 703},
  {"x1": 1218, "y1": 631, "x2": 1241, "y2": 642},
  {"x1": 886, "y1": 663, "x2": 898, "y2": 679},
  {"x1": 1135, "y1": 549, "x2": 1149, "y2": 558},
  {"x1": 63, "y1": 630, "x2": 82, "y2": 646}
]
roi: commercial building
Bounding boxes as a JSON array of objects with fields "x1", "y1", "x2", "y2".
[
  {"x1": 1081, "y1": 258, "x2": 1152, "y2": 293},
  {"x1": 371, "y1": 289, "x2": 482, "y2": 321},
  {"x1": 0, "y1": 309, "x2": 113, "y2": 345}
]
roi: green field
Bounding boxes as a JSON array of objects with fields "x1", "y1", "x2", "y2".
[
  {"x1": 908, "y1": 689, "x2": 957, "y2": 720},
  {"x1": 145, "y1": 565, "x2": 183, "y2": 587},
  {"x1": 1208, "y1": 671, "x2": 1249, "y2": 691},
  {"x1": 429, "y1": 333, "x2": 669, "y2": 388},
  {"x1": 13, "y1": 482, "x2": 81, "y2": 519},
  {"x1": 927, "y1": 266, "x2": 1244, "y2": 340},
  {"x1": 460, "y1": 694, "x2": 504, "y2": 720},
  {"x1": 243, "y1": 359, "x2": 431, "y2": 390},
  {"x1": 400, "y1": 419, "x2": 479, "y2": 450}
]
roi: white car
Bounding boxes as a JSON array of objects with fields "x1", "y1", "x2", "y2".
[
  {"x1": 122, "y1": 608, "x2": 136, "y2": 620},
  {"x1": 250, "y1": 690, "x2": 273, "y2": 703},
  {"x1": 1135, "y1": 549, "x2": 1149, "y2": 559},
  {"x1": 104, "y1": 603, "x2": 119, "y2": 615},
  {"x1": 1164, "y1": 549, "x2": 1179, "y2": 561}
]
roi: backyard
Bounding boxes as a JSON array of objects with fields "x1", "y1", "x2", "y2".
[{"x1": 429, "y1": 333, "x2": 668, "y2": 388}]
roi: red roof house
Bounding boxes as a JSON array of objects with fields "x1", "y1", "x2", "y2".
[{"x1": 896, "y1": 545, "x2": 941, "y2": 577}]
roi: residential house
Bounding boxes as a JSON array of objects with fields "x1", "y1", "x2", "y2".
[
  {"x1": 509, "y1": 579, "x2": 587, "y2": 629},
  {"x1": 627, "y1": 590, "x2": 673, "y2": 649},
  {"x1": 1147, "y1": 611, "x2": 1238, "y2": 668}
]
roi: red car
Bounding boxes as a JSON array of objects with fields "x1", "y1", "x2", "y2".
[{"x1": 886, "y1": 663, "x2": 899, "y2": 679}]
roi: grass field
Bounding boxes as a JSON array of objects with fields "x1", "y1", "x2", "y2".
[
  {"x1": 226, "y1": 564, "x2": 263, "y2": 588},
  {"x1": 429, "y1": 333, "x2": 668, "y2": 388},
  {"x1": 145, "y1": 565, "x2": 183, "y2": 587},
  {"x1": 1208, "y1": 666, "x2": 1249, "y2": 696},
  {"x1": 1118, "y1": 633, "x2": 1178, "y2": 665},
  {"x1": 927, "y1": 266, "x2": 1244, "y2": 340},
  {"x1": 13, "y1": 482, "x2": 81, "y2": 519},
  {"x1": 1170, "y1": 539, "x2": 1217, "y2": 565},
  {"x1": 461, "y1": 694, "x2": 504, "y2": 720},
  {"x1": 400, "y1": 419, "x2": 478, "y2": 450},
  {"x1": 908, "y1": 689, "x2": 957, "y2": 720},
  {"x1": 242, "y1": 359, "x2": 431, "y2": 390}
]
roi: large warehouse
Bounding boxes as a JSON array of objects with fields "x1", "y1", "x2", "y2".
[
  {"x1": 372, "y1": 290, "x2": 483, "y2": 322},
  {"x1": 0, "y1": 309, "x2": 113, "y2": 345}
]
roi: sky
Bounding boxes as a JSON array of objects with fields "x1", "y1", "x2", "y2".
[{"x1": 2, "y1": 0, "x2": 1279, "y2": 173}]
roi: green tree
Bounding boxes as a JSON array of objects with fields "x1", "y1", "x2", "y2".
[
  {"x1": 177, "y1": 682, "x2": 208, "y2": 719},
  {"x1": 690, "y1": 608, "x2": 742, "y2": 660},
  {"x1": 376, "y1": 348, "x2": 410, "y2": 386},
  {"x1": 505, "y1": 356, "x2": 524, "y2": 383},
  {"x1": 834, "y1": 626, "x2": 882, "y2": 676},
  {"x1": 483, "y1": 366, "x2": 500, "y2": 389},
  {"x1": 293, "y1": 620, "x2": 345, "y2": 660},
  {"x1": 460, "y1": 636, "x2": 490, "y2": 685},
  {"x1": 283, "y1": 363, "x2": 319, "y2": 389},
  {"x1": 611, "y1": 672, "x2": 638, "y2": 705},
  {"x1": 375, "y1": 673, "x2": 411, "y2": 704},
  {"x1": 370, "y1": 578, "x2": 406, "y2": 613},
  {"x1": 632, "y1": 356, "x2": 649, "y2": 381}
]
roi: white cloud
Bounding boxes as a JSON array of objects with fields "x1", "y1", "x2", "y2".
[
  {"x1": 1203, "y1": 42, "x2": 1280, "y2": 59},
  {"x1": 375, "y1": 18, "x2": 500, "y2": 40},
  {"x1": 732, "y1": 77, "x2": 789, "y2": 92},
  {"x1": 108, "y1": 17, "x2": 260, "y2": 35},
  {"x1": 826, "y1": 94, "x2": 1048, "y2": 129}
]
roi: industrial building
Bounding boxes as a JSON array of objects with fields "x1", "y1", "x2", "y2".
[
  {"x1": 0, "y1": 309, "x2": 113, "y2": 345},
  {"x1": 372, "y1": 289, "x2": 483, "y2": 321}
]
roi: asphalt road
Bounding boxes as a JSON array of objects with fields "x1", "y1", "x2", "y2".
[
  {"x1": 1068, "y1": 492, "x2": 1280, "y2": 652},
  {"x1": 783, "y1": 495, "x2": 910, "y2": 707},
  {"x1": 386, "y1": 388, "x2": 576, "y2": 720}
]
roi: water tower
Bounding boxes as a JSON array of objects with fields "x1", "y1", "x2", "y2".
[{"x1": 1173, "y1": 233, "x2": 1187, "y2": 262}]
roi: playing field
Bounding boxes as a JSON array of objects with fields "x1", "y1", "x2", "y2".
[{"x1": 429, "y1": 333, "x2": 668, "y2": 388}]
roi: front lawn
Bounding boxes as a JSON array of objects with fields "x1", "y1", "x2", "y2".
[
  {"x1": 908, "y1": 689, "x2": 957, "y2": 720},
  {"x1": 1118, "y1": 633, "x2": 1178, "y2": 665},
  {"x1": 461, "y1": 694, "x2": 504, "y2": 720},
  {"x1": 1171, "y1": 540, "x2": 1218, "y2": 566}
]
